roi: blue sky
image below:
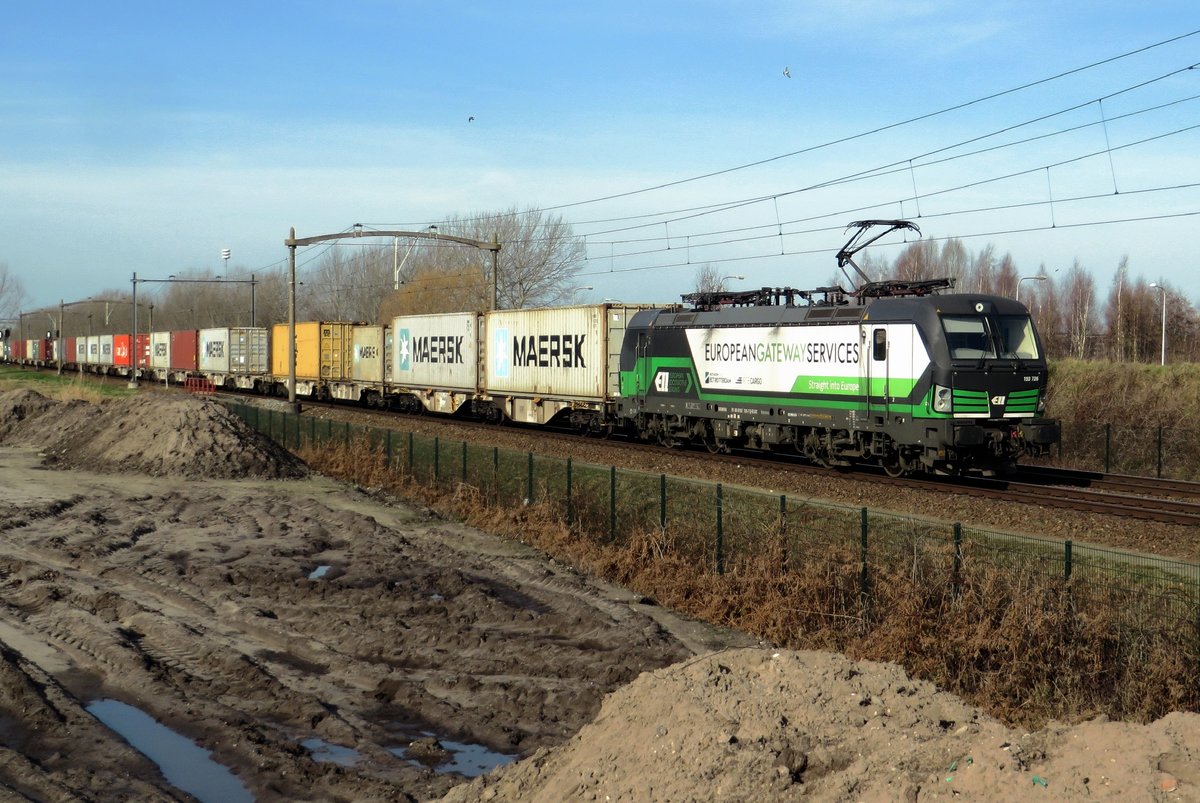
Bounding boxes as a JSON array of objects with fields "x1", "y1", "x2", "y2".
[{"x1": 2, "y1": 1, "x2": 1198, "y2": 313}]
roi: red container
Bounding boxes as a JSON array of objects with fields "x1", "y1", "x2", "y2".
[
  {"x1": 37, "y1": 338, "x2": 52, "y2": 362},
  {"x1": 65, "y1": 337, "x2": 77, "y2": 363},
  {"x1": 11, "y1": 339, "x2": 24, "y2": 361},
  {"x1": 113, "y1": 334, "x2": 132, "y2": 368},
  {"x1": 135, "y1": 333, "x2": 151, "y2": 369},
  {"x1": 170, "y1": 330, "x2": 199, "y2": 372}
]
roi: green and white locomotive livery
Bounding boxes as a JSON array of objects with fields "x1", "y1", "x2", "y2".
[{"x1": 616, "y1": 286, "x2": 1060, "y2": 476}]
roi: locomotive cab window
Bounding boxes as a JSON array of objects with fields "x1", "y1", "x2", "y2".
[
  {"x1": 941, "y1": 316, "x2": 996, "y2": 359},
  {"x1": 996, "y1": 315, "x2": 1040, "y2": 359},
  {"x1": 872, "y1": 328, "x2": 887, "y2": 361}
]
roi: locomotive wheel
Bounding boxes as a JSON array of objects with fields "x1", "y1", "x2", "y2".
[
  {"x1": 882, "y1": 455, "x2": 906, "y2": 478},
  {"x1": 702, "y1": 430, "x2": 725, "y2": 454}
]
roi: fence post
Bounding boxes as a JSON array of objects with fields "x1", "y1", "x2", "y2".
[
  {"x1": 385, "y1": 430, "x2": 392, "y2": 466},
  {"x1": 295, "y1": 414, "x2": 301, "y2": 450},
  {"x1": 344, "y1": 420, "x2": 351, "y2": 446},
  {"x1": 1104, "y1": 423, "x2": 1111, "y2": 473},
  {"x1": 715, "y1": 483, "x2": 725, "y2": 576},
  {"x1": 609, "y1": 466, "x2": 617, "y2": 542},
  {"x1": 779, "y1": 494, "x2": 787, "y2": 536},
  {"x1": 462, "y1": 440, "x2": 468, "y2": 484},
  {"x1": 859, "y1": 508, "x2": 870, "y2": 613},
  {"x1": 310, "y1": 415, "x2": 316, "y2": 445},
  {"x1": 434, "y1": 436, "x2": 440, "y2": 482},
  {"x1": 492, "y1": 446, "x2": 499, "y2": 495},
  {"x1": 952, "y1": 522, "x2": 963, "y2": 597},
  {"x1": 527, "y1": 452, "x2": 534, "y2": 504},
  {"x1": 1157, "y1": 426, "x2": 1164, "y2": 479},
  {"x1": 1064, "y1": 539, "x2": 1073, "y2": 580},
  {"x1": 659, "y1": 474, "x2": 667, "y2": 531},
  {"x1": 407, "y1": 431, "x2": 414, "y2": 474},
  {"x1": 566, "y1": 458, "x2": 573, "y2": 526}
]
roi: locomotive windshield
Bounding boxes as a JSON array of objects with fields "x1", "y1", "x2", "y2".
[
  {"x1": 941, "y1": 314, "x2": 1040, "y2": 360},
  {"x1": 996, "y1": 314, "x2": 1040, "y2": 359}
]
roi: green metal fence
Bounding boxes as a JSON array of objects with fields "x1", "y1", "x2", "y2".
[
  {"x1": 227, "y1": 401, "x2": 1200, "y2": 645},
  {"x1": 1050, "y1": 421, "x2": 1200, "y2": 479}
]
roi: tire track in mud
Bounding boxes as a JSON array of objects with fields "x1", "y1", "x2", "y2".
[{"x1": 0, "y1": 446, "x2": 723, "y2": 801}]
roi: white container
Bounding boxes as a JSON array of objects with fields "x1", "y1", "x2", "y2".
[
  {"x1": 484, "y1": 304, "x2": 648, "y2": 401},
  {"x1": 199, "y1": 328, "x2": 231, "y2": 373},
  {"x1": 85, "y1": 335, "x2": 99, "y2": 364},
  {"x1": 150, "y1": 332, "x2": 171, "y2": 370},
  {"x1": 391, "y1": 313, "x2": 479, "y2": 391},
  {"x1": 199, "y1": 327, "x2": 267, "y2": 375},
  {"x1": 75, "y1": 338, "x2": 87, "y2": 363},
  {"x1": 351, "y1": 325, "x2": 385, "y2": 383},
  {"x1": 98, "y1": 334, "x2": 114, "y2": 366}
]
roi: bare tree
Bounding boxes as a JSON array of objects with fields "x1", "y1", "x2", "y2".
[
  {"x1": 380, "y1": 265, "x2": 488, "y2": 318},
  {"x1": 407, "y1": 206, "x2": 584, "y2": 310},
  {"x1": 1104, "y1": 256, "x2": 1130, "y2": 361},
  {"x1": 0, "y1": 263, "x2": 28, "y2": 322},
  {"x1": 1061, "y1": 260, "x2": 1097, "y2": 359},
  {"x1": 692, "y1": 264, "x2": 731, "y2": 293}
]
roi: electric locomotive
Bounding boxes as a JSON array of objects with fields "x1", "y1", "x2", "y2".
[{"x1": 615, "y1": 222, "x2": 1060, "y2": 476}]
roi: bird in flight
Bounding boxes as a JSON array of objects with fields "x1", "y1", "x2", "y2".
[
  {"x1": 468, "y1": 116, "x2": 475, "y2": 122},
  {"x1": 783, "y1": 67, "x2": 791, "y2": 78}
]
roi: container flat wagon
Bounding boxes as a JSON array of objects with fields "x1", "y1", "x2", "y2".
[
  {"x1": 389, "y1": 313, "x2": 481, "y2": 415},
  {"x1": 480, "y1": 304, "x2": 653, "y2": 429}
]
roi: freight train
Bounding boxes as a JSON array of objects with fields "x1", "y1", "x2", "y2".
[{"x1": 2, "y1": 280, "x2": 1060, "y2": 477}]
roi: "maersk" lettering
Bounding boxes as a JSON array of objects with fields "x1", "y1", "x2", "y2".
[
  {"x1": 412, "y1": 335, "x2": 463, "y2": 364},
  {"x1": 512, "y1": 334, "x2": 586, "y2": 368}
]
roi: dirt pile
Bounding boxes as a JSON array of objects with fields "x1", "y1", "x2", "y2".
[
  {"x1": 0, "y1": 388, "x2": 57, "y2": 440},
  {"x1": 0, "y1": 389, "x2": 306, "y2": 479},
  {"x1": 438, "y1": 648, "x2": 1200, "y2": 802}
]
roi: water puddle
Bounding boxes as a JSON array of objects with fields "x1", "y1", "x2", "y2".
[
  {"x1": 86, "y1": 699, "x2": 253, "y2": 803},
  {"x1": 301, "y1": 737, "x2": 361, "y2": 766},
  {"x1": 388, "y1": 730, "x2": 517, "y2": 777},
  {"x1": 307, "y1": 565, "x2": 331, "y2": 579}
]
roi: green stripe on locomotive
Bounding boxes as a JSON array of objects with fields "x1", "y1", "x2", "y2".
[{"x1": 620, "y1": 354, "x2": 934, "y2": 416}]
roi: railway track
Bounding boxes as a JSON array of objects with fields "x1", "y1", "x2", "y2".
[{"x1": 229, "y1": 391, "x2": 1200, "y2": 528}]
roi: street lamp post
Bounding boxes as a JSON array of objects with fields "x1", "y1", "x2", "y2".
[
  {"x1": 1150, "y1": 282, "x2": 1168, "y2": 366},
  {"x1": 570, "y1": 285, "x2": 593, "y2": 303},
  {"x1": 1016, "y1": 275, "x2": 1047, "y2": 304}
]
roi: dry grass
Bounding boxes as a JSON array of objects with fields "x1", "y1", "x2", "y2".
[{"x1": 298, "y1": 432, "x2": 1200, "y2": 729}]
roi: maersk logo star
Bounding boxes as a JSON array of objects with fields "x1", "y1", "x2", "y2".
[{"x1": 397, "y1": 329, "x2": 411, "y2": 371}]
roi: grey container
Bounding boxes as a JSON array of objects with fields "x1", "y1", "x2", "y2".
[
  {"x1": 390, "y1": 312, "x2": 480, "y2": 391},
  {"x1": 484, "y1": 304, "x2": 650, "y2": 400}
]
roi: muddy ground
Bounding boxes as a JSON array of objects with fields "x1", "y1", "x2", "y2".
[{"x1": 2, "y1": 390, "x2": 1200, "y2": 802}]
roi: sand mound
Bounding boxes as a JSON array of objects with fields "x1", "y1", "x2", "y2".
[
  {"x1": 0, "y1": 390, "x2": 307, "y2": 479},
  {"x1": 439, "y1": 648, "x2": 1200, "y2": 802},
  {"x1": 0, "y1": 388, "x2": 58, "y2": 440}
]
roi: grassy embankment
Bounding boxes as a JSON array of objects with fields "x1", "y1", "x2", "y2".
[
  {"x1": 0, "y1": 365, "x2": 125, "y2": 403},
  {"x1": 1049, "y1": 359, "x2": 1200, "y2": 427}
]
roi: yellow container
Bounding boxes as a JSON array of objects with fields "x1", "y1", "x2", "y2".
[{"x1": 272, "y1": 322, "x2": 355, "y2": 381}]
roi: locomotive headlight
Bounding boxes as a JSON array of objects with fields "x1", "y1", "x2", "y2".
[
  {"x1": 1037, "y1": 394, "x2": 1046, "y2": 412},
  {"x1": 933, "y1": 385, "x2": 953, "y2": 413}
]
